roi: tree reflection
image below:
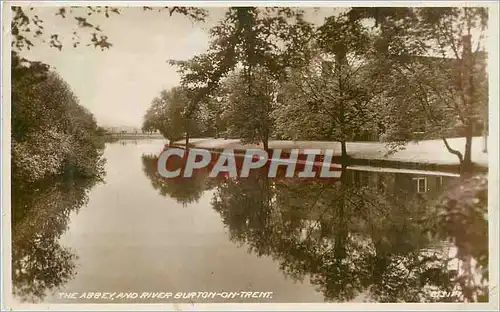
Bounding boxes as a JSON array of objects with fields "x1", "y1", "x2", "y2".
[
  {"x1": 11, "y1": 176, "x2": 102, "y2": 303},
  {"x1": 211, "y1": 168, "x2": 276, "y2": 256},
  {"x1": 425, "y1": 174, "x2": 489, "y2": 302},
  {"x1": 141, "y1": 154, "x2": 213, "y2": 206},
  {"x1": 209, "y1": 167, "x2": 488, "y2": 302},
  {"x1": 139, "y1": 149, "x2": 487, "y2": 302}
]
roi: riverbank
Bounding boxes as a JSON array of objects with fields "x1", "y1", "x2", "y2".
[{"x1": 172, "y1": 137, "x2": 489, "y2": 174}]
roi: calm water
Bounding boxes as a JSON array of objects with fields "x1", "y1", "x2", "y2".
[{"x1": 11, "y1": 140, "x2": 487, "y2": 304}]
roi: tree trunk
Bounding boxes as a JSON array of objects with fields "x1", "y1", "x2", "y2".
[
  {"x1": 335, "y1": 166, "x2": 348, "y2": 259},
  {"x1": 340, "y1": 140, "x2": 348, "y2": 166},
  {"x1": 336, "y1": 51, "x2": 349, "y2": 167},
  {"x1": 263, "y1": 139, "x2": 269, "y2": 152},
  {"x1": 372, "y1": 245, "x2": 389, "y2": 282},
  {"x1": 461, "y1": 34, "x2": 474, "y2": 175},
  {"x1": 334, "y1": 213, "x2": 347, "y2": 259},
  {"x1": 463, "y1": 123, "x2": 473, "y2": 174},
  {"x1": 185, "y1": 131, "x2": 190, "y2": 147}
]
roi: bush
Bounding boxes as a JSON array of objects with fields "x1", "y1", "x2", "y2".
[{"x1": 11, "y1": 52, "x2": 105, "y2": 187}]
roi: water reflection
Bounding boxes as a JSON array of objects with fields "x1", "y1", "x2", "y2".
[
  {"x1": 142, "y1": 154, "x2": 212, "y2": 206},
  {"x1": 142, "y1": 153, "x2": 488, "y2": 302},
  {"x1": 211, "y1": 170, "x2": 450, "y2": 302},
  {"x1": 11, "y1": 176, "x2": 102, "y2": 303}
]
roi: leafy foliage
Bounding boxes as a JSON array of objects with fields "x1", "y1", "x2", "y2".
[
  {"x1": 142, "y1": 87, "x2": 206, "y2": 143},
  {"x1": 11, "y1": 52, "x2": 105, "y2": 185},
  {"x1": 365, "y1": 7, "x2": 489, "y2": 170},
  {"x1": 219, "y1": 69, "x2": 278, "y2": 148},
  {"x1": 271, "y1": 12, "x2": 387, "y2": 153},
  {"x1": 167, "y1": 7, "x2": 314, "y2": 146},
  {"x1": 275, "y1": 49, "x2": 385, "y2": 144},
  {"x1": 169, "y1": 7, "x2": 313, "y2": 89}
]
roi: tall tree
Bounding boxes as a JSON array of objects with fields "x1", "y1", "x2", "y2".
[
  {"x1": 354, "y1": 7, "x2": 489, "y2": 174},
  {"x1": 219, "y1": 69, "x2": 278, "y2": 150},
  {"x1": 168, "y1": 7, "x2": 314, "y2": 146},
  {"x1": 142, "y1": 86, "x2": 198, "y2": 145},
  {"x1": 276, "y1": 13, "x2": 385, "y2": 162}
]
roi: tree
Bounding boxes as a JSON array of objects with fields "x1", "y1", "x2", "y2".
[
  {"x1": 218, "y1": 68, "x2": 279, "y2": 150},
  {"x1": 199, "y1": 93, "x2": 229, "y2": 138},
  {"x1": 275, "y1": 13, "x2": 385, "y2": 162},
  {"x1": 142, "y1": 86, "x2": 199, "y2": 145},
  {"x1": 169, "y1": 7, "x2": 313, "y2": 88},
  {"x1": 356, "y1": 7, "x2": 489, "y2": 174},
  {"x1": 11, "y1": 52, "x2": 105, "y2": 185},
  {"x1": 419, "y1": 7, "x2": 487, "y2": 173},
  {"x1": 168, "y1": 7, "x2": 314, "y2": 146}
]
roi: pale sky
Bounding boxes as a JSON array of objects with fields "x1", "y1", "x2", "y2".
[
  {"x1": 19, "y1": 6, "x2": 338, "y2": 128},
  {"x1": 19, "y1": 7, "x2": 224, "y2": 128}
]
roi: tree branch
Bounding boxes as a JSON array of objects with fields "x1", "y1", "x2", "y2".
[{"x1": 442, "y1": 137, "x2": 464, "y2": 164}]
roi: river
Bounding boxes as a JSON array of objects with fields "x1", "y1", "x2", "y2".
[{"x1": 11, "y1": 140, "x2": 488, "y2": 304}]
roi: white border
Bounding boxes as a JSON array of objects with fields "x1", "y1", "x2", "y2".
[
  {"x1": 3, "y1": 1, "x2": 500, "y2": 7},
  {"x1": 2, "y1": 1, "x2": 499, "y2": 311},
  {"x1": 2, "y1": 1, "x2": 13, "y2": 311},
  {"x1": 486, "y1": 0, "x2": 499, "y2": 310}
]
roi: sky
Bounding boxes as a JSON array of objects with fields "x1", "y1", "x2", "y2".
[
  {"x1": 19, "y1": 7, "x2": 224, "y2": 128},
  {"x1": 18, "y1": 6, "x2": 338, "y2": 128}
]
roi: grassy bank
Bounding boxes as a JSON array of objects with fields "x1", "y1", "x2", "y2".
[{"x1": 171, "y1": 137, "x2": 489, "y2": 174}]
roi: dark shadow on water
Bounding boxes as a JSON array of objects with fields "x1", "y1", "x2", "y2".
[
  {"x1": 11, "y1": 175, "x2": 103, "y2": 303},
  {"x1": 142, "y1": 151, "x2": 488, "y2": 302},
  {"x1": 141, "y1": 154, "x2": 213, "y2": 206}
]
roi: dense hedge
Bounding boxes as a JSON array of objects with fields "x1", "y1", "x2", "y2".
[{"x1": 11, "y1": 52, "x2": 105, "y2": 187}]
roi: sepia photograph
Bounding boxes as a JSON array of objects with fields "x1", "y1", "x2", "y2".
[{"x1": 1, "y1": 1, "x2": 499, "y2": 310}]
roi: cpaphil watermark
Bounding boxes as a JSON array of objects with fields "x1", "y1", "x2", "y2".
[{"x1": 157, "y1": 148, "x2": 342, "y2": 179}]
